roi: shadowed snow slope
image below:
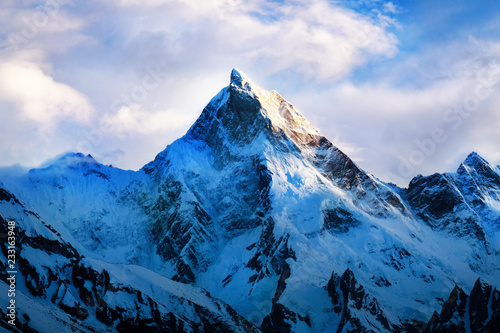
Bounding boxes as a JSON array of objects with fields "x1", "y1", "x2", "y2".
[{"x1": 1, "y1": 69, "x2": 499, "y2": 332}]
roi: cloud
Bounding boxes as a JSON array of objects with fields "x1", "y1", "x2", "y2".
[
  {"x1": 113, "y1": 0, "x2": 170, "y2": 6},
  {"x1": 103, "y1": 0, "x2": 399, "y2": 80},
  {"x1": 383, "y1": 2, "x2": 399, "y2": 14},
  {"x1": 298, "y1": 38, "x2": 500, "y2": 186},
  {"x1": 0, "y1": 60, "x2": 94, "y2": 133},
  {"x1": 102, "y1": 104, "x2": 195, "y2": 137},
  {"x1": 1, "y1": 1, "x2": 86, "y2": 53},
  {"x1": 0, "y1": 0, "x2": 498, "y2": 183},
  {"x1": 245, "y1": 1, "x2": 398, "y2": 79}
]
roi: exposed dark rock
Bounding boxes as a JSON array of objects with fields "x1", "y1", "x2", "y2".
[
  {"x1": 406, "y1": 174, "x2": 462, "y2": 220},
  {"x1": 312, "y1": 138, "x2": 409, "y2": 218},
  {"x1": 326, "y1": 268, "x2": 394, "y2": 333},
  {"x1": 404, "y1": 172, "x2": 488, "y2": 242},
  {"x1": 371, "y1": 275, "x2": 392, "y2": 287},
  {"x1": 422, "y1": 278, "x2": 500, "y2": 333},
  {"x1": 403, "y1": 152, "x2": 500, "y2": 243},
  {"x1": 459, "y1": 152, "x2": 500, "y2": 190},
  {"x1": 271, "y1": 261, "x2": 291, "y2": 305},
  {"x1": 257, "y1": 238, "x2": 304, "y2": 333},
  {"x1": 261, "y1": 303, "x2": 298, "y2": 333},
  {"x1": 172, "y1": 258, "x2": 196, "y2": 283},
  {"x1": 381, "y1": 246, "x2": 413, "y2": 272},
  {"x1": 246, "y1": 224, "x2": 296, "y2": 286},
  {"x1": 322, "y1": 206, "x2": 360, "y2": 232},
  {"x1": 0, "y1": 188, "x2": 23, "y2": 206}
]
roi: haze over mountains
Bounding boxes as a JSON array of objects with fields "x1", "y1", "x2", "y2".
[{"x1": 1, "y1": 69, "x2": 499, "y2": 332}]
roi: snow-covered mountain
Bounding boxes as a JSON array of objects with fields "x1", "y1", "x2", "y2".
[{"x1": 1, "y1": 69, "x2": 499, "y2": 332}]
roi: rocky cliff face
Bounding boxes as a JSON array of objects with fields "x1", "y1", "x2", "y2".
[
  {"x1": 1, "y1": 69, "x2": 500, "y2": 332},
  {"x1": 325, "y1": 268, "x2": 395, "y2": 333},
  {"x1": 423, "y1": 278, "x2": 500, "y2": 333},
  {"x1": 0, "y1": 185, "x2": 260, "y2": 332},
  {"x1": 404, "y1": 151, "x2": 500, "y2": 244}
]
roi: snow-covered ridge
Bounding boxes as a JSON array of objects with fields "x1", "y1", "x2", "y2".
[{"x1": 229, "y1": 67, "x2": 323, "y2": 148}]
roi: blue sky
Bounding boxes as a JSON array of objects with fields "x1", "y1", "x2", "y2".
[{"x1": 0, "y1": 0, "x2": 499, "y2": 185}]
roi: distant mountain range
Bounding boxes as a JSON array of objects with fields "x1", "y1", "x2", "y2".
[{"x1": 1, "y1": 69, "x2": 499, "y2": 332}]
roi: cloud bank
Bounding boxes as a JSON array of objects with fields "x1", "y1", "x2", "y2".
[{"x1": 0, "y1": 0, "x2": 499, "y2": 185}]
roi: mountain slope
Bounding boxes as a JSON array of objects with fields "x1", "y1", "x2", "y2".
[{"x1": 0, "y1": 184, "x2": 260, "y2": 332}]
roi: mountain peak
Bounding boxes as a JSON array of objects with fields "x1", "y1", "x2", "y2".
[
  {"x1": 30, "y1": 152, "x2": 98, "y2": 173},
  {"x1": 457, "y1": 151, "x2": 500, "y2": 187},
  {"x1": 230, "y1": 68, "x2": 250, "y2": 87},
  {"x1": 183, "y1": 68, "x2": 322, "y2": 150},
  {"x1": 463, "y1": 151, "x2": 487, "y2": 165},
  {"x1": 460, "y1": 151, "x2": 491, "y2": 173}
]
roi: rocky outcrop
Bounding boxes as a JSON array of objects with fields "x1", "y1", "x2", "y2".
[
  {"x1": 261, "y1": 303, "x2": 311, "y2": 333},
  {"x1": 405, "y1": 173, "x2": 486, "y2": 241},
  {"x1": 313, "y1": 138, "x2": 409, "y2": 218},
  {"x1": 261, "y1": 259, "x2": 311, "y2": 333},
  {"x1": 322, "y1": 206, "x2": 360, "y2": 233},
  {"x1": 404, "y1": 152, "x2": 500, "y2": 243},
  {"x1": 422, "y1": 278, "x2": 500, "y2": 333},
  {"x1": 326, "y1": 268, "x2": 395, "y2": 333}
]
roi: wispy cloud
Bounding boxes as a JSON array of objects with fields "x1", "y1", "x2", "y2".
[
  {"x1": 0, "y1": 0, "x2": 400, "y2": 170},
  {"x1": 103, "y1": 104, "x2": 195, "y2": 137},
  {"x1": 0, "y1": 59, "x2": 94, "y2": 132},
  {"x1": 0, "y1": 0, "x2": 499, "y2": 185},
  {"x1": 102, "y1": 0, "x2": 399, "y2": 79},
  {"x1": 301, "y1": 38, "x2": 500, "y2": 185}
]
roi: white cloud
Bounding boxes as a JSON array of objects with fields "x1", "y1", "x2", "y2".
[
  {"x1": 113, "y1": 0, "x2": 168, "y2": 6},
  {"x1": 1, "y1": 1, "x2": 86, "y2": 51},
  {"x1": 105, "y1": 0, "x2": 399, "y2": 80},
  {"x1": 296, "y1": 40, "x2": 500, "y2": 186},
  {"x1": 0, "y1": 0, "x2": 498, "y2": 183},
  {"x1": 244, "y1": 2, "x2": 398, "y2": 79},
  {"x1": 383, "y1": 2, "x2": 398, "y2": 14},
  {"x1": 0, "y1": 60, "x2": 94, "y2": 132},
  {"x1": 102, "y1": 104, "x2": 195, "y2": 137}
]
